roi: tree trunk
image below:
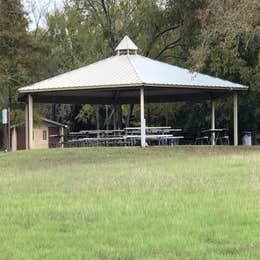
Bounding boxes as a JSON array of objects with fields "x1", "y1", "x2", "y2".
[
  {"x1": 113, "y1": 104, "x2": 117, "y2": 130},
  {"x1": 117, "y1": 104, "x2": 122, "y2": 129},
  {"x1": 52, "y1": 104, "x2": 56, "y2": 121},
  {"x1": 105, "y1": 105, "x2": 109, "y2": 130},
  {"x1": 95, "y1": 105, "x2": 100, "y2": 132},
  {"x1": 126, "y1": 104, "x2": 134, "y2": 127}
]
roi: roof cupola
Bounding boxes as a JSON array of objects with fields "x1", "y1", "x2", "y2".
[{"x1": 115, "y1": 35, "x2": 138, "y2": 55}]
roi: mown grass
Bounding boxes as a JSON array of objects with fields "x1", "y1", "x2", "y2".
[{"x1": 0, "y1": 146, "x2": 259, "y2": 259}]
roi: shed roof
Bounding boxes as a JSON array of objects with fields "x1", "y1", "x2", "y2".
[
  {"x1": 42, "y1": 118, "x2": 67, "y2": 128},
  {"x1": 11, "y1": 118, "x2": 67, "y2": 128}
]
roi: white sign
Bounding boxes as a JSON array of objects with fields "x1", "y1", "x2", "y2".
[{"x1": 2, "y1": 109, "x2": 7, "y2": 124}]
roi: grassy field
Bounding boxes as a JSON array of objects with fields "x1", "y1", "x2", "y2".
[{"x1": 0, "y1": 147, "x2": 260, "y2": 259}]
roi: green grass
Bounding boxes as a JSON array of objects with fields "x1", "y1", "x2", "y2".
[{"x1": 0, "y1": 146, "x2": 260, "y2": 259}]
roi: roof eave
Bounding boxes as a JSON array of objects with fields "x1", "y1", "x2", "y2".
[
  {"x1": 143, "y1": 83, "x2": 249, "y2": 91},
  {"x1": 16, "y1": 83, "x2": 145, "y2": 101},
  {"x1": 42, "y1": 118, "x2": 67, "y2": 128},
  {"x1": 17, "y1": 82, "x2": 248, "y2": 101}
]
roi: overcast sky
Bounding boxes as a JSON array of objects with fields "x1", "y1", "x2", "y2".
[{"x1": 23, "y1": 0, "x2": 64, "y2": 30}]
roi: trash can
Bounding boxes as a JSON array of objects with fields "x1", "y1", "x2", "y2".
[{"x1": 242, "y1": 131, "x2": 252, "y2": 146}]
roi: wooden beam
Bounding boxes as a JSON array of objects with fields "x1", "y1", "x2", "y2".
[{"x1": 233, "y1": 92, "x2": 238, "y2": 146}]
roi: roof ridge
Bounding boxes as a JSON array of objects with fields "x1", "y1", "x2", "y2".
[{"x1": 127, "y1": 55, "x2": 144, "y2": 84}]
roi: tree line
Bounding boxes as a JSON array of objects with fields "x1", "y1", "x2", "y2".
[{"x1": 0, "y1": 0, "x2": 259, "y2": 140}]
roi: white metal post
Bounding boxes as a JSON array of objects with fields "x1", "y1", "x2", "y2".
[
  {"x1": 11, "y1": 127, "x2": 17, "y2": 152},
  {"x1": 60, "y1": 127, "x2": 64, "y2": 148},
  {"x1": 233, "y1": 92, "x2": 238, "y2": 146},
  {"x1": 211, "y1": 98, "x2": 216, "y2": 146},
  {"x1": 140, "y1": 87, "x2": 146, "y2": 147},
  {"x1": 25, "y1": 102, "x2": 29, "y2": 150},
  {"x1": 26, "y1": 94, "x2": 33, "y2": 150}
]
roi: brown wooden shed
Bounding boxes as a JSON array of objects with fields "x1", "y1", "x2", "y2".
[{"x1": 11, "y1": 118, "x2": 67, "y2": 151}]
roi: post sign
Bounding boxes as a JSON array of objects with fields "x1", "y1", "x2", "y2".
[{"x1": 2, "y1": 109, "x2": 7, "y2": 124}]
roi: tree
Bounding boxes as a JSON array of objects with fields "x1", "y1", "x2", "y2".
[
  {"x1": 189, "y1": 0, "x2": 260, "y2": 136},
  {"x1": 0, "y1": 0, "x2": 48, "y2": 126},
  {"x1": 28, "y1": 0, "x2": 259, "y2": 136},
  {"x1": 0, "y1": 0, "x2": 28, "y2": 106}
]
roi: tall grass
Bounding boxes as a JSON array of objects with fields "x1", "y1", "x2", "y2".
[{"x1": 0, "y1": 147, "x2": 259, "y2": 259}]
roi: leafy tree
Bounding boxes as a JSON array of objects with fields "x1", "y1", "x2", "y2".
[
  {"x1": 13, "y1": 0, "x2": 258, "y2": 138},
  {"x1": 0, "y1": 0, "x2": 48, "y2": 125},
  {"x1": 189, "y1": 0, "x2": 260, "y2": 138},
  {"x1": 0, "y1": 0, "x2": 28, "y2": 106}
]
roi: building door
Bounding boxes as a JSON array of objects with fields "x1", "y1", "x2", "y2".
[
  {"x1": 17, "y1": 127, "x2": 26, "y2": 150},
  {"x1": 48, "y1": 127, "x2": 60, "y2": 148}
]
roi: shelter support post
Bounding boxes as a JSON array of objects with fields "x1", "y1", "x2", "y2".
[
  {"x1": 25, "y1": 94, "x2": 33, "y2": 150},
  {"x1": 233, "y1": 92, "x2": 238, "y2": 146},
  {"x1": 140, "y1": 87, "x2": 146, "y2": 147},
  {"x1": 60, "y1": 127, "x2": 64, "y2": 148},
  {"x1": 211, "y1": 98, "x2": 216, "y2": 146},
  {"x1": 11, "y1": 127, "x2": 17, "y2": 152}
]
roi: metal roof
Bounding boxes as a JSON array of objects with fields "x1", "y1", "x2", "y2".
[
  {"x1": 128, "y1": 55, "x2": 247, "y2": 89},
  {"x1": 18, "y1": 55, "x2": 141, "y2": 94},
  {"x1": 18, "y1": 55, "x2": 247, "y2": 94},
  {"x1": 17, "y1": 36, "x2": 248, "y2": 102}
]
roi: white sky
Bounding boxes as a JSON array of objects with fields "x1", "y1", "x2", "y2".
[{"x1": 22, "y1": 0, "x2": 64, "y2": 30}]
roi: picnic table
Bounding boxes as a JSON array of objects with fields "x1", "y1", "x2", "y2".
[
  {"x1": 125, "y1": 134, "x2": 173, "y2": 145},
  {"x1": 80, "y1": 129, "x2": 125, "y2": 136},
  {"x1": 67, "y1": 136, "x2": 127, "y2": 147},
  {"x1": 125, "y1": 127, "x2": 182, "y2": 135},
  {"x1": 67, "y1": 126, "x2": 184, "y2": 147},
  {"x1": 200, "y1": 128, "x2": 229, "y2": 145}
]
